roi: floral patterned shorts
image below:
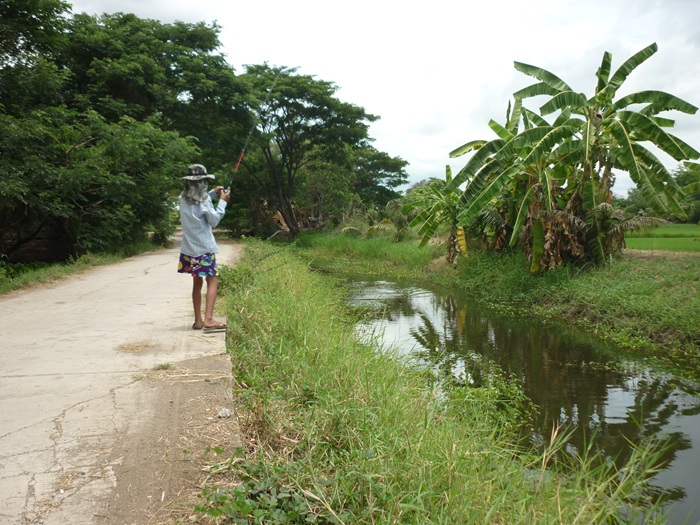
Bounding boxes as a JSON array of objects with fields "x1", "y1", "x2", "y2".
[{"x1": 177, "y1": 253, "x2": 219, "y2": 277}]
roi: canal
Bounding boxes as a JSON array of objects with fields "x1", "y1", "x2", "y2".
[{"x1": 349, "y1": 280, "x2": 700, "y2": 525}]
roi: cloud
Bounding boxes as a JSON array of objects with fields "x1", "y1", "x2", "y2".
[{"x1": 68, "y1": 0, "x2": 700, "y2": 195}]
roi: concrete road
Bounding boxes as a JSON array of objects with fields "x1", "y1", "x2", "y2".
[{"x1": 0, "y1": 239, "x2": 242, "y2": 524}]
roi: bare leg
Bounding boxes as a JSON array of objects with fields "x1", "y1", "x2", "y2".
[
  {"x1": 203, "y1": 275, "x2": 220, "y2": 327},
  {"x1": 192, "y1": 276, "x2": 204, "y2": 329}
]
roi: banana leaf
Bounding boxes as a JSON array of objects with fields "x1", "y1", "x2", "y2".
[
  {"x1": 507, "y1": 97, "x2": 523, "y2": 133},
  {"x1": 602, "y1": 43, "x2": 658, "y2": 97},
  {"x1": 489, "y1": 119, "x2": 515, "y2": 142},
  {"x1": 540, "y1": 91, "x2": 588, "y2": 116},
  {"x1": 608, "y1": 122, "x2": 671, "y2": 214},
  {"x1": 522, "y1": 108, "x2": 550, "y2": 128},
  {"x1": 513, "y1": 62, "x2": 572, "y2": 92},
  {"x1": 612, "y1": 90, "x2": 698, "y2": 114},
  {"x1": 448, "y1": 138, "x2": 506, "y2": 192},
  {"x1": 513, "y1": 81, "x2": 562, "y2": 100},
  {"x1": 457, "y1": 164, "x2": 522, "y2": 226},
  {"x1": 449, "y1": 139, "x2": 486, "y2": 159},
  {"x1": 617, "y1": 110, "x2": 700, "y2": 161},
  {"x1": 509, "y1": 185, "x2": 536, "y2": 248},
  {"x1": 595, "y1": 51, "x2": 612, "y2": 94}
]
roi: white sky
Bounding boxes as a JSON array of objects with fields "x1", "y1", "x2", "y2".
[{"x1": 68, "y1": 0, "x2": 700, "y2": 196}]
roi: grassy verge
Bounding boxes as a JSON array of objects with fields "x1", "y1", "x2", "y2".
[
  {"x1": 200, "y1": 240, "x2": 667, "y2": 524},
  {"x1": 0, "y1": 239, "x2": 165, "y2": 295},
  {"x1": 294, "y1": 233, "x2": 700, "y2": 378}
]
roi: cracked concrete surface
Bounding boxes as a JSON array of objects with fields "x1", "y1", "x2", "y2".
[{"x1": 0, "y1": 238, "x2": 242, "y2": 524}]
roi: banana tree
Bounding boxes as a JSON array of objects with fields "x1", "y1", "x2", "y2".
[
  {"x1": 449, "y1": 43, "x2": 699, "y2": 270},
  {"x1": 403, "y1": 165, "x2": 465, "y2": 264}
]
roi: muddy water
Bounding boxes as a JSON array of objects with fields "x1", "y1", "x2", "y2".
[{"x1": 348, "y1": 280, "x2": 700, "y2": 525}]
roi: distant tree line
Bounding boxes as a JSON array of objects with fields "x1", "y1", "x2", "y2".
[{"x1": 0, "y1": 0, "x2": 408, "y2": 262}]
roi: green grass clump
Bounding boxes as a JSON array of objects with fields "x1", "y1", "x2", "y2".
[
  {"x1": 202, "y1": 240, "x2": 667, "y2": 524},
  {"x1": 293, "y1": 232, "x2": 438, "y2": 280}
]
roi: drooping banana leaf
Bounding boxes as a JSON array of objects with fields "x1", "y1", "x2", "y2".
[
  {"x1": 513, "y1": 81, "x2": 562, "y2": 100},
  {"x1": 646, "y1": 115, "x2": 676, "y2": 128},
  {"x1": 522, "y1": 108, "x2": 550, "y2": 128},
  {"x1": 540, "y1": 91, "x2": 589, "y2": 116},
  {"x1": 449, "y1": 139, "x2": 487, "y2": 159},
  {"x1": 457, "y1": 163, "x2": 522, "y2": 226},
  {"x1": 631, "y1": 144, "x2": 688, "y2": 219},
  {"x1": 617, "y1": 110, "x2": 700, "y2": 161},
  {"x1": 617, "y1": 143, "x2": 672, "y2": 215},
  {"x1": 612, "y1": 90, "x2": 698, "y2": 114},
  {"x1": 513, "y1": 63, "x2": 572, "y2": 93},
  {"x1": 509, "y1": 185, "x2": 536, "y2": 248},
  {"x1": 447, "y1": 138, "x2": 506, "y2": 192},
  {"x1": 607, "y1": 119, "x2": 669, "y2": 212}
]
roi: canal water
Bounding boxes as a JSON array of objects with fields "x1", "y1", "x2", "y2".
[{"x1": 348, "y1": 280, "x2": 700, "y2": 525}]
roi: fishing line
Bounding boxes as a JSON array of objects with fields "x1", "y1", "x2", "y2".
[{"x1": 226, "y1": 73, "x2": 281, "y2": 190}]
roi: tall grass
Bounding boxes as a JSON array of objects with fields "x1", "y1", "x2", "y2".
[
  {"x1": 293, "y1": 232, "x2": 438, "y2": 280},
  {"x1": 202, "y1": 240, "x2": 667, "y2": 524}
]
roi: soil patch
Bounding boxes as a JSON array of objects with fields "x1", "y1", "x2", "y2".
[{"x1": 98, "y1": 354, "x2": 241, "y2": 525}]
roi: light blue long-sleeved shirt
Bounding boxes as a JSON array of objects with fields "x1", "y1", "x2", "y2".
[{"x1": 179, "y1": 190, "x2": 227, "y2": 256}]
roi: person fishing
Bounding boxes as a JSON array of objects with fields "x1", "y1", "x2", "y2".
[{"x1": 177, "y1": 164, "x2": 230, "y2": 331}]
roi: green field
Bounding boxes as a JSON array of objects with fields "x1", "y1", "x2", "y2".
[{"x1": 625, "y1": 223, "x2": 700, "y2": 251}]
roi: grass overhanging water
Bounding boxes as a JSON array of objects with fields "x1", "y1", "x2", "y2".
[{"x1": 201, "y1": 239, "x2": 671, "y2": 524}]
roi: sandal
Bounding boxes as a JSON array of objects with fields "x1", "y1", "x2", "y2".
[{"x1": 203, "y1": 321, "x2": 227, "y2": 331}]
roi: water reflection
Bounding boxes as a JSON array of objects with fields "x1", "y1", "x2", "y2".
[{"x1": 349, "y1": 280, "x2": 700, "y2": 525}]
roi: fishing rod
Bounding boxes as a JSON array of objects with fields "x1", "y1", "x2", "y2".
[{"x1": 225, "y1": 74, "x2": 281, "y2": 191}]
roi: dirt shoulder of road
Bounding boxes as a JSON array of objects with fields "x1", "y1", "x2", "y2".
[{"x1": 97, "y1": 354, "x2": 243, "y2": 525}]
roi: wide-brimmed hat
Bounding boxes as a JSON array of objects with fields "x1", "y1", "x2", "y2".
[{"x1": 182, "y1": 164, "x2": 215, "y2": 180}]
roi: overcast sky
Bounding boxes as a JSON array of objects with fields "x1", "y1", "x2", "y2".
[{"x1": 68, "y1": 0, "x2": 700, "y2": 195}]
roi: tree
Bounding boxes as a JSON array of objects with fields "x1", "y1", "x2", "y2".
[
  {"x1": 448, "y1": 43, "x2": 699, "y2": 271},
  {"x1": 351, "y1": 146, "x2": 409, "y2": 207},
  {"x1": 0, "y1": 0, "x2": 69, "y2": 65},
  {"x1": 675, "y1": 163, "x2": 700, "y2": 223},
  {"x1": 404, "y1": 166, "x2": 465, "y2": 264},
  {"x1": 240, "y1": 64, "x2": 379, "y2": 237},
  {"x1": 56, "y1": 13, "x2": 248, "y2": 168}
]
